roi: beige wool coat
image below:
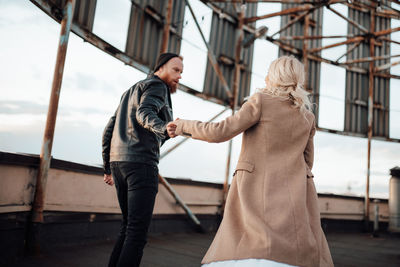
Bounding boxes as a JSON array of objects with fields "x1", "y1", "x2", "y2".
[{"x1": 174, "y1": 92, "x2": 334, "y2": 267}]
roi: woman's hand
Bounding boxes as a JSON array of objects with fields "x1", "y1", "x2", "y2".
[{"x1": 167, "y1": 118, "x2": 179, "y2": 138}]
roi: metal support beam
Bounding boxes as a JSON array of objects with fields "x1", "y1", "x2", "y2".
[
  {"x1": 335, "y1": 41, "x2": 362, "y2": 62},
  {"x1": 31, "y1": 0, "x2": 75, "y2": 224},
  {"x1": 266, "y1": 36, "x2": 302, "y2": 55},
  {"x1": 374, "y1": 26, "x2": 400, "y2": 37},
  {"x1": 244, "y1": 4, "x2": 313, "y2": 24},
  {"x1": 345, "y1": 0, "x2": 400, "y2": 19},
  {"x1": 158, "y1": 174, "x2": 203, "y2": 232},
  {"x1": 233, "y1": 6, "x2": 245, "y2": 110},
  {"x1": 185, "y1": 0, "x2": 233, "y2": 100},
  {"x1": 303, "y1": 14, "x2": 310, "y2": 90},
  {"x1": 271, "y1": 9, "x2": 311, "y2": 38},
  {"x1": 279, "y1": 34, "x2": 355, "y2": 41},
  {"x1": 375, "y1": 72, "x2": 400, "y2": 80},
  {"x1": 343, "y1": 1, "x2": 369, "y2": 13},
  {"x1": 222, "y1": 5, "x2": 245, "y2": 213},
  {"x1": 377, "y1": 36, "x2": 400, "y2": 46},
  {"x1": 309, "y1": 36, "x2": 364, "y2": 54},
  {"x1": 223, "y1": 139, "x2": 233, "y2": 213},
  {"x1": 266, "y1": 36, "x2": 368, "y2": 74},
  {"x1": 269, "y1": 0, "x2": 340, "y2": 38},
  {"x1": 376, "y1": 1, "x2": 400, "y2": 18},
  {"x1": 28, "y1": 0, "x2": 76, "y2": 252},
  {"x1": 327, "y1": 6, "x2": 369, "y2": 34},
  {"x1": 375, "y1": 59, "x2": 400, "y2": 72},
  {"x1": 343, "y1": 54, "x2": 400, "y2": 65},
  {"x1": 365, "y1": 8, "x2": 375, "y2": 230},
  {"x1": 160, "y1": 0, "x2": 173, "y2": 54}
]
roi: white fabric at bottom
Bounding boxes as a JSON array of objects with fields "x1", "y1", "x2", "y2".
[{"x1": 202, "y1": 258, "x2": 297, "y2": 267}]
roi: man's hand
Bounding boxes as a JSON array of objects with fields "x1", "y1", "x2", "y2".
[
  {"x1": 167, "y1": 118, "x2": 179, "y2": 138},
  {"x1": 104, "y1": 174, "x2": 114, "y2": 186}
]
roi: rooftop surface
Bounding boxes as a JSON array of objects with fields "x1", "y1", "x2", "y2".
[{"x1": 13, "y1": 230, "x2": 400, "y2": 267}]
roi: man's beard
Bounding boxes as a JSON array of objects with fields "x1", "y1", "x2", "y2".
[{"x1": 170, "y1": 83, "x2": 178, "y2": 93}]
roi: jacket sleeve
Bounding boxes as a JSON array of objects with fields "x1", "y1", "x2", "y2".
[
  {"x1": 304, "y1": 116, "x2": 316, "y2": 178},
  {"x1": 174, "y1": 93, "x2": 262, "y2": 143},
  {"x1": 102, "y1": 114, "x2": 116, "y2": 175},
  {"x1": 136, "y1": 83, "x2": 169, "y2": 139}
]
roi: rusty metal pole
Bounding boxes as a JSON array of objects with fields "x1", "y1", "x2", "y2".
[
  {"x1": 308, "y1": 36, "x2": 365, "y2": 54},
  {"x1": 158, "y1": 174, "x2": 203, "y2": 232},
  {"x1": 303, "y1": 14, "x2": 310, "y2": 90},
  {"x1": 28, "y1": 0, "x2": 76, "y2": 251},
  {"x1": 223, "y1": 140, "x2": 233, "y2": 212},
  {"x1": 244, "y1": 4, "x2": 313, "y2": 23},
  {"x1": 222, "y1": 5, "x2": 245, "y2": 213},
  {"x1": 160, "y1": 0, "x2": 173, "y2": 54},
  {"x1": 365, "y1": 8, "x2": 375, "y2": 230},
  {"x1": 335, "y1": 41, "x2": 361, "y2": 62},
  {"x1": 271, "y1": 9, "x2": 311, "y2": 38},
  {"x1": 327, "y1": 6, "x2": 369, "y2": 34}
]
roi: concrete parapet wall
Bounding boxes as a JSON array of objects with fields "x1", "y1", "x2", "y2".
[
  {"x1": 0, "y1": 152, "x2": 222, "y2": 217},
  {"x1": 0, "y1": 151, "x2": 388, "y2": 221}
]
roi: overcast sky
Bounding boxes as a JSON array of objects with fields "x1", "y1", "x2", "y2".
[{"x1": 1, "y1": 0, "x2": 400, "y2": 198}]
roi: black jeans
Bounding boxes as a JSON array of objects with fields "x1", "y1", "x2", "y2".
[{"x1": 108, "y1": 162, "x2": 158, "y2": 267}]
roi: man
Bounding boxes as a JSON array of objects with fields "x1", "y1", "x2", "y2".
[{"x1": 102, "y1": 53, "x2": 183, "y2": 267}]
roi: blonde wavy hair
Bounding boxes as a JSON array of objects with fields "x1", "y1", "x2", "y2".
[{"x1": 260, "y1": 55, "x2": 312, "y2": 115}]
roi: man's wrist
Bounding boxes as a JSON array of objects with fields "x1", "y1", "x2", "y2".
[{"x1": 104, "y1": 167, "x2": 111, "y2": 175}]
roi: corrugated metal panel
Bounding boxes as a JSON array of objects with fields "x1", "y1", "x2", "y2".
[
  {"x1": 125, "y1": 0, "x2": 185, "y2": 70},
  {"x1": 168, "y1": 0, "x2": 186, "y2": 53},
  {"x1": 73, "y1": 0, "x2": 97, "y2": 31},
  {"x1": 344, "y1": 5, "x2": 390, "y2": 137},
  {"x1": 203, "y1": 3, "x2": 257, "y2": 105},
  {"x1": 278, "y1": 3, "x2": 323, "y2": 125},
  {"x1": 47, "y1": 0, "x2": 97, "y2": 31},
  {"x1": 373, "y1": 13, "x2": 390, "y2": 137}
]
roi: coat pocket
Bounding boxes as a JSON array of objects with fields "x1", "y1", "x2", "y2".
[{"x1": 233, "y1": 161, "x2": 255, "y2": 176}]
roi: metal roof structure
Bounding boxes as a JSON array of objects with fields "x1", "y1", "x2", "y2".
[
  {"x1": 31, "y1": 0, "x2": 400, "y2": 138},
  {"x1": 27, "y1": 0, "x2": 400, "y2": 237}
]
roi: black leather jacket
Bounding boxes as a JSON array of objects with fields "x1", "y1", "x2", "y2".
[{"x1": 102, "y1": 75, "x2": 173, "y2": 174}]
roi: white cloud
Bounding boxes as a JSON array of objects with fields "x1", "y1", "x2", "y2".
[{"x1": 92, "y1": 0, "x2": 131, "y2": 51}]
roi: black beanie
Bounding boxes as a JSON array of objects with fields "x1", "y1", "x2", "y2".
[{"x1": 154, "y1": 52, "x2": 180, "y2": 72}]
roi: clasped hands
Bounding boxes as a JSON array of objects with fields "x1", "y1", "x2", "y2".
[{"x1": 167, "y1": 118, "x2": 179, "y2": 138}]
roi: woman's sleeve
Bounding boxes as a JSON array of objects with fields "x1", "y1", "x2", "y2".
[{"x1": 174, "y1": 93, "x2": 262, "y2": 143}]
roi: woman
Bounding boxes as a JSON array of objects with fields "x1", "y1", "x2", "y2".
[{"x1": 167, "y1": 56, "x2": 333, "y2": 267}]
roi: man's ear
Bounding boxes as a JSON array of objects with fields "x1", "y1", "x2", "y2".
[
  {"x1": 155, "y1": 67, "x2": 163, "y2": 76},
  {"x1": 156, "y1": 67, "x2": 163, "y2": 76}
]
